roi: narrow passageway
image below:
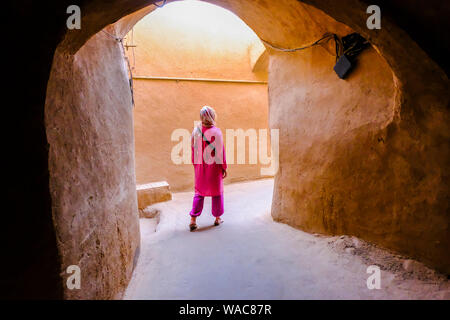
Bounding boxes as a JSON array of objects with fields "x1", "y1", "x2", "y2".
[
  {"x1": 7, "y1": 0, "x2": 450, "y2": 301},
  {"x1": 125, "y1": 179, "x2": 449, "y2": 300}
]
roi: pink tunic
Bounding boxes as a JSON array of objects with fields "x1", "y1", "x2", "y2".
[{"x1": 191, "y1": 125, "x2": 227, "y2": 196}]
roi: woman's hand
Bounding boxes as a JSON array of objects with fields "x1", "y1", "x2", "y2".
[{"x1": 222, "y1": 169, "x2": 227, "y2": 179}]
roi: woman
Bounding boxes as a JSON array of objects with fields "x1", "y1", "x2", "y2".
[{"x1": 189, "y1": 106, "x2": 227, "y2": 231}]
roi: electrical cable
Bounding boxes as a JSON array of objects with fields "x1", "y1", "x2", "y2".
[
  {"x1": 131, "y1": 28, "x2": 136, "y2": 69},
  {"x1": 260, "y1": 32, "x2": 345, "y2": 62},
  {"x1": 101, "y1": 29, "x2": 121, "y2": 41},
  {"x1": 260, "y1": 32, "x2": 369, "y2": 64},
  {"x1": 101, "y1": 30, "x2": 135, "y2": 107},
  {"x1": 343, "y1": 36, "x2": 369, "y2": 58},
  {"x1": 260, "y1": 32, "x2": 337, "y2": 53}
]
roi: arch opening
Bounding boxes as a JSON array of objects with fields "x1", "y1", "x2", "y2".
[
  {"x1": 128, "y1": 0, "x2": 273, "y2": 194},
  {"x1": 40, "y1": 0, "x2": 449, "y2": 299}
]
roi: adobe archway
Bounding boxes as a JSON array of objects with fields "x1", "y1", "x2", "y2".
[{"x1": 44, "y1": 0, "x2": 449, "y2": 299}]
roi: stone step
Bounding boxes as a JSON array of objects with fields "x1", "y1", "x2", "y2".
[{"x1": 136, "y1": 181, "x2": 172, "y2": 210}]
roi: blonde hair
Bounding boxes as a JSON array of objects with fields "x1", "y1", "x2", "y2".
[{"x1": 200, "y1": 106, "x2": 216, "y2": 127}]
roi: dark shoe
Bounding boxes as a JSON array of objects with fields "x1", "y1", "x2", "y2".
[
  {"x1": 190, "y1": 223, "x2": 197, "y2": 232},
  {"x1": 214, "y1": 218, "x2": 223, "y2": 226}
]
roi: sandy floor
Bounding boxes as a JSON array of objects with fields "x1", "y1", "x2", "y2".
[{"x1": 124, "y1": 179, "x2": 449, "y2": 300}]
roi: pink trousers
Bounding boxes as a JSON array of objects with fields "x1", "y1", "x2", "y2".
[{"x1": 190, "y1": 193, "x2": 224, "y2": 217}]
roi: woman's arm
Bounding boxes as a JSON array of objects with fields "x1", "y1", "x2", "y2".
[
  {"x1": 191, "y1": 130, "x2": 197, "y2": 166},
  {"x1": 220, "y1": 130, "x2": 227, "y2": 178},
  {"x1": 218, "y1": 128, "x2": 227, "y2": 171},
  {"x1": 222, "y1": 144, "x2": 227, "y2": 171}
]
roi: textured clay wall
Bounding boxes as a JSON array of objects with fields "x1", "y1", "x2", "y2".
[
  {"x1": 45, "y1": 28, "x2": 140, "y2": 299},
  {"x1": 270, "y1": 44, "x2": 396, "y2": 236},
  {"x1": 268, "y1": 2, "x2": 449, "y2": 273},
  {"x1": 129, "y1": 5, "x2": 270, "y2": 191}
]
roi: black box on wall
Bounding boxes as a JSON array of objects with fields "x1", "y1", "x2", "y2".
[{"x1": 334, "y1": 54, "x2": 352, "y2": 79}]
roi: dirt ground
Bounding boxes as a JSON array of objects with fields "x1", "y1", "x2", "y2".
[{"x1": 124, "y1": 179, "x2": 450, "y2": 300}]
